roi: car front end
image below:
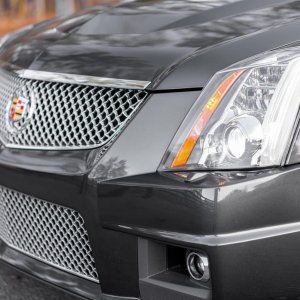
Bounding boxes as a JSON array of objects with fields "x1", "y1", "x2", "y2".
[{"x1": 1, "y1": 1, "x2": 300, "y2": 300}]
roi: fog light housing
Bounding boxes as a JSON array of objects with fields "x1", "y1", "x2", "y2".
[{"x1": 186, "y1": 251, "x2": 210, "y2": 282}]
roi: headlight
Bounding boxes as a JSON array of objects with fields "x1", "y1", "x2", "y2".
[{"x1": 162, "y1": 46, "x2": 300, "y2": 170}]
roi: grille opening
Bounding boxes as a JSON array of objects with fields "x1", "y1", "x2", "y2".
[
  {"x1": 0, "y1": 69, "x2": 148, "y2": 149},
  {"x1": 0, "y1": 186, "x2": 99, "y2": 282}
]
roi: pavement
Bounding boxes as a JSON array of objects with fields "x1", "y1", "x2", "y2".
[{"x1": 0, "y1": 262, "x2": 79, "y2": 300}]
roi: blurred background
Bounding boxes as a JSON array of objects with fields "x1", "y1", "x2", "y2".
[{"x1": 0, "y1": 0, "x2": 119, "y2": 35}]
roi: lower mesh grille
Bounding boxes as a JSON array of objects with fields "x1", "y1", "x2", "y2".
[{"x1": 0, "y1": 186, "x2": 99, "y2": 282}]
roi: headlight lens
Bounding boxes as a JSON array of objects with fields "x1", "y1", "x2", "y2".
[{"x1": 162, "y1": 47, "x2": 300, "y2": 170}]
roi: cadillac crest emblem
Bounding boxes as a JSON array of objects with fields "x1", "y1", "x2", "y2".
[{"x1": 6, "y1": 91, "x2": 35, "y2": 132}]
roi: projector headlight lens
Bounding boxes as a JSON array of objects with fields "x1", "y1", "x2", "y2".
[{"x1": 226, "y1": 127, "x2": 246, "y2": 159}]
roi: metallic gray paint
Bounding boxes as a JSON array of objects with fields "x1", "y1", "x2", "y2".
[
  {"x1": 1, "y1": 1, "x2": 300, "y2": 300},
  {"x1": 1, "y1": 1, "x2": 300, "y2": 90}
]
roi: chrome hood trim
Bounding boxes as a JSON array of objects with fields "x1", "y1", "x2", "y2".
[{"x1": 16, "y1": 69, "x2": 151, "y2": 90}]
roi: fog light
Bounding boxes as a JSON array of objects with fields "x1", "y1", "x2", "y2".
[{"x1": 186, "y1": 251, "x2": 210, "y2": 282}]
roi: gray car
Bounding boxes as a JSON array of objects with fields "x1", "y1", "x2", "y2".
[{"x1": 0, "y1": 0, "x2": 300, "y2": 299}]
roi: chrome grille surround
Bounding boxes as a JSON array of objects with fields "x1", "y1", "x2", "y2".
[
  {"x1": 0, "y1": 69, "x2": 148, "y2": 149},
  {"x1": 0, "y1": 186, "x2": 99, "y2": 282}
]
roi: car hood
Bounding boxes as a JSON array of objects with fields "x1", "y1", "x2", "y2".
[{"x1": 2, "y1": 0, "x2": 300, "y2": 91}]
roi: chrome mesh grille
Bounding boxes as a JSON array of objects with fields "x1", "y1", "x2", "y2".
[
  {"x1": 0, "y1": 186, "x2": 99, "y2": 282},
  {"x1": 0, "y1": 69, "x2": 148, "y2": 149}
]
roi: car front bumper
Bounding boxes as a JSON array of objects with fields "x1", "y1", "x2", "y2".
[
  {"x1": 0, "y1": 90, "x2": 299, "y2": 300},
  {"x1": 1, "y1": 155, "x2": 300, "y2": 300}
]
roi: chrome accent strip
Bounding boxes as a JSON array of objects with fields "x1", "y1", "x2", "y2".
[
  {"x1": 0, "y1": 141, "x2": 108, "y2": 151},
  {"x1": 16, "y1": 69, "x2": 151, "y2": 90}
]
